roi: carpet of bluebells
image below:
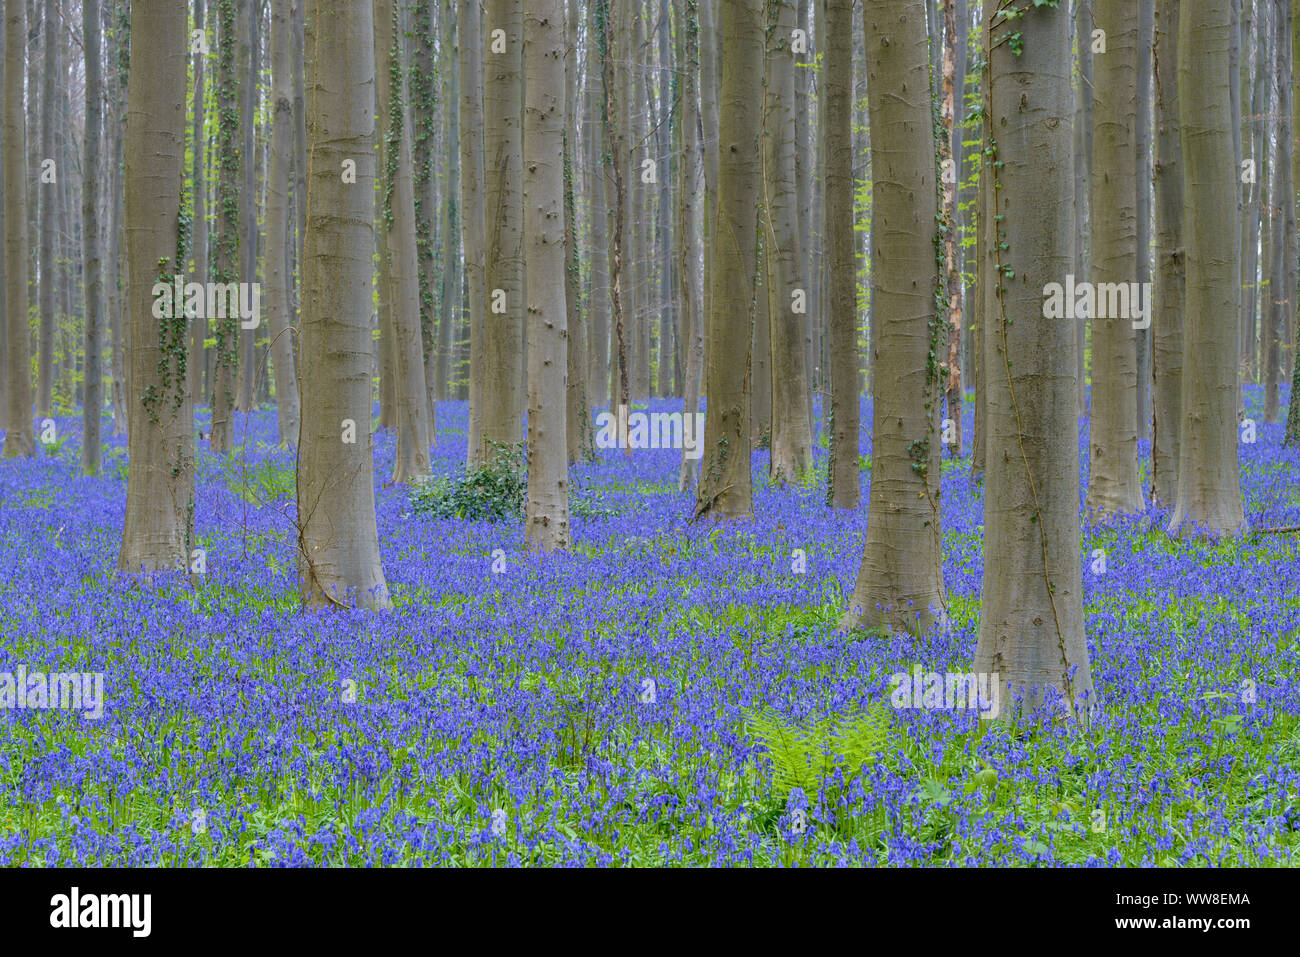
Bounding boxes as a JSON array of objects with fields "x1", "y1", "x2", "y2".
[{"x1": 0, "y1": 385, "x2": 1297, "y2": 867}]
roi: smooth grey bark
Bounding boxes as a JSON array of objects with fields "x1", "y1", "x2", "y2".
[
  {"x1": 236, "y1": 0, "x2": 259, "y2": 414},
  {"x1": 297, "y1": 0, "x2": 390, "y2": 610},
  {"x1": 975, "y1": 0, "x2": 1094, "y2": 720},
  {"x1": 523, "y1": 0, "x2": 571, "y2": 552},
  {"x1": 3, "y1": 0, "x2": 33, "y2": 458},
  {"x1": 1168, "y1": 0, "x2": 1245, "y2": 537},
  {"x1": 461, "y1": 0, "x2": 488, "y2": 464},
  {"x1": 1151, "y1": 0, "x2": 1184, "y2": 509},
  {"x1": 585, "y1": 43, "x2": 609, "y2": 410},
  {"x1": 107, "y1": 0, "x2": 128, "y2": 437},
  {"x1": 1074, "y1": 0, "x2": 1093, "y2": 413},
  {"x1": 765, "y1": 0, "x2": 812, "y2": 483},
  {"x1": 267, "y1": 0, "x2": 299, "y2": 446},
  {"x1": 189, "y1": 0, "x2": 208, "y2": 409},
  {"x1": 481, "y1": 0, "x2": 525, "y2": 451},
  {"x1": 677, "y1": 0, "x2": 704, "y2": 492},
  {"x1": 437, "y1": 0, "x2": 461, "y2": 411},
  {"x1": 841, "y1": 0, "x2": 945, "y2": 638},
  {"x1": 1087, "y1": 0, "x2": 1146, "y2": 519},
  {"x1": 36, "y1": 0, "x2": 53, "y2": 417},
  {"x1": 1135, "y1": 0, "x2": 1154, "y2": 442},
  {"x1": 562, "y1": 0, "x2": 590, "y2": 464},
  {"x1": 82, "y1": 0, "x2": 104, "y2": 474},
  {"x1": 1264, "y1": 0, "x2": 1288, "y2": 423},
  {"x1": 117, "y1": 0, "x2": 194, "y2": 574},
  {"x1": 693, "y1": 0, "x2": 762, "y2": 521},
  {"x1": 824, "y1": 0, "x2": 857, "y2": 509}
]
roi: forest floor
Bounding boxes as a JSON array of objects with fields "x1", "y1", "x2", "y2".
[{"x1": 0, "y1": 388, "x2": 1297, "y2": 866}]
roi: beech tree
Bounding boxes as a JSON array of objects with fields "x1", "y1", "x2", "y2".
[
  {"x1": 974, "y1": 0, "x2": 1095, "y2": 718},
  {"x1": 480, "y1": 0, "x2": 526, "y2": 453},
  {"x1": 1168, "y1": 0, "x2": 1245, "y2": 537},
  {"x1": 210, "y1": 0, "x2": 242, "y2": 452},
  {"x1": 81, "y1": 0, "x2": 104, "y2": 475},
  {"x1": 376, "y1": 0, "x2": 433, "y2": 483},
  {"x1": 461, "y1": 0, "x2": 488, "y2": 465},
  {"x1": 765, "y1": 0, "x2": 812, "y2": 484},
  {"x1": 1088, "y1": 0, "x2": 1146, "y2": 519},
  {"x1": 3, "y1": 0, "x2": 33, "y2": 459},
  {"x1": 840, "y1": 0, "x2": 945, "y2": 637},
  {"x1": 694, "y1": 0, "x2": 763, "y2": 522},
  {"x1": 266, "y1": 0, "x2": 300, "y2": 446},
  {"x1": 1152, "y1": 0, "x2": 1184, "y2": 508},
  {"x1": 824, "y1": 0, "x2": 858, "y2": 510},
  {"x1": 117, "y1": 0, "x2": 194, "y2": 575},
  {"x1": 523, "y1": 0, "x2": 571, "y2": 552},
  {"x1": 297, "y1": 0, "x2": 390, "y2": 610}
]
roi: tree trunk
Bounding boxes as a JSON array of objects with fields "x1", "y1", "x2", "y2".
[
  {"x1": 411, "y1": 0, "x2": 438, "y2": 414},
  {"x1": 35, "y1": 0, "x2": 54, "y2": 418},
  {"x1": 461, "y1": 0, "x2": 488, "y2": 464},
  {"x1": 267, "y1": 0, "x2": 300, "y2": 445},
  {"x1": 236, "y1": 0, "x2": 259, "y2": 414},
  {"x1": 941, "y1": 0, "x2": 963, "y2": 458},
  {"x1": 840, "y1": 0, "x2": 945, "y2": 637},
  {"x1": 190, "y1": 0, "x2": 209, "y2": 410},
  {"x1": 693, "y1": 0, "x2": 762, "y2": 522},
  {"x1": 117, "y1": 0, "x2": 194, "y2": 574},
  {"x1": 1151, "y1": 0, "x2": 1184, "y2": 509},
  {"x1": 562, "y1": 0, "x2": 590, "y2": 464},
  {"x1": 211, "y1": 0, "x2": 242, "y2": 452},
  {"x1": 437, "y1": 0, "x2": 460, "y2": 414},
  {"x1": 1168, "y1": 0, "x2": 1245, "y2": 537},
  {"x1": 3, "y1": 0, "x2": 33, "y2": 457},
  {"x1": 677, "y1": 0, "x2": 704, "y2": 492},
  {"x1": 1075, "y1": 0, "x2": 1093, "y2": 414},
  {"x1": 585, "y1": 46, "x2": 610, "y2": 410},
  {"x1": 523, "y1": 0, "x2": 571, "y2": 552},
  {"x1": 1265, "y1": 0, "x2": 1289, "y2": 423},
  {"x1": 974, "y1": 0, "x2": 1094, "y2": 719},
  {"x1": 297, "y1": 0, "x2": 390, "y2": 610},
  {"x1": 81, "y1": 0, "x2": 105, "y2": 473},
  {"x1": 1088, "y1": 0, "x2": 1146, "y2": 519},
  {"x1": 825, "y1": 0, "x2": 858, "y2": 509},
  {"x1": 376, "y1": 0, "x2": 433, "y2": 483},
  {"x1": 765, "y1": 0, "x2": 812, "y2": 483},
  {"x1": 107, "y1": 0, "x2": 129, "y2": 437},
  {"x1": 481, "y1": 0, "x2": 525, "y2": 451}
]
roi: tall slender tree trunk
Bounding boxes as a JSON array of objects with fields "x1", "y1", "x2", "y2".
[
  {"x1": 462, "y1": 0, "x2": 488, "y2": 464},
  {"x1": 190, "y1": 0, "x2": 209, "y2": 410},
  {"x1": 1088, "y1": 0, "x2": 1146, "y2": 519},
  {"x1": 1168, "y1": 0, "x2": 1245, "y2": 537},
  {"x1": 1074, "y1": 0, "x2": 1093, "y2": 414},
  {"x1": 1151, "y1": 0, "x2": 1184, "y2": 509},
  {"x1": 693, "y1": 0, "x2": 762, "y2": 522},
  {"x1": 81, "y1": 0, "x2": 105, "y2": 474},
  {"x1": 1265, "y1": 0, "x2": 1290, "y2": 423},
  {"x1": 267, "y1": 0, "x2": 299, "y2": 445},
  {"x1": 562, "y1": 0, "x2": 590, "y2": 464},
  {"x1": 210, "y1": 0, "x2": 242, "y2": 452},
  {"x1": 523, "y1": 0, "x2": 571, "y2": 552},
  {"x1": 481, "y1": 0, "x2": 525, "y2": 450},
  {"x1": 841, "y1": 0, "x2": 945, "y2": 637},
  {"x1": 974, "y1": 0, "x2": 1094, "y2": 719},
  {"x1": 677, "y1": 0, "x2": 704, "y2": 492},
  {"x1": 297, "y1": 0, "x2": 390, "y2": 610},
  {"x1": 36, "y1": 0, "x2": 54, "y2": 418},
  {"x1": 107, "y1": 0, "x2": 129, "y2": 437},
  {"x1": 1135, "y1": 0, "x2": 1155, "y2": 442},
  {"x1": 3, "y1": 0, "x2": 33, "y2": 457},
  {"x1": 941, "y1": 0, "x2": 963, "y2": 457},
  {"x1": 437, "y1": 0, "x2": 460, "y2": 414},
  {"x1": 824, "y1": 0, "x2": 858, "y2": 509},
  {"x1": 765, "y1": 0, "x2": 812, "y2": 483},
  {"x1": 585, "y1": 49, "x2": 609, "y2": 410},
  {"x1": 236, "y1": 0, "x2": 259, "y2": 414},
  {"x1": 597, "y1": 0, "x2": 630, "y2": 419},
  {"x1": 117, "y1": 0, "x2": 194, "y2": 574},
  {"x1": 376, "y1": 0, "x2": 433, "y2": 483}
]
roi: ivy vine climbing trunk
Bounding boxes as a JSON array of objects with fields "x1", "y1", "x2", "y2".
[
  {"x1": 297, "y1": 0, "x2": 390, "y2": 610},
  {"x1": 974, "y1": 0, "x2": 1095, "y2": 720},
  {"x1": 840, "y1": 0, "x2": 945, "y2": 638},
  {"x1": 117, "y1": 0, "x2": 194, "y2": 575},
  {"x1": 824, "y1": 0, "x2": 857, "y2": 510},
  {"x1": 693, "y1": 0, "x2": 763, "y2": 522},
  {"x1": 210, "y1": 0, "x2": 242, "y2": 453},
  {"x1": 375, "y1": 0, "x2": 433, "y2": 484}
]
